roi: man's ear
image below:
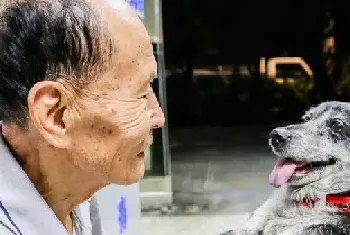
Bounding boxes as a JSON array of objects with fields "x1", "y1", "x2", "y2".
[{"x1": 27, "y1": 81, "x2": 73, "y2": 148}]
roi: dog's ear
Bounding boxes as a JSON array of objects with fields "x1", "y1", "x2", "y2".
[
  {"x1": 301, "y1": 113, "x2": 311, "y2": 122},
  {"x1": 302, "y1": 108, "x2": 314, "y2": 122}
]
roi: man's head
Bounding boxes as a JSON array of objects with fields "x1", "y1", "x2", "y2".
[
  {"x1": 268, "y1": 101, "x2": 350, "y2": 189},
  {"x1": 0, "y1": 0, "x2": 164, "y2": 185}
]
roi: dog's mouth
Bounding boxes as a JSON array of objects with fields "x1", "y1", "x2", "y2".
[{"x1": 268, "y1": 158, "x2": 336, "y2": 187}]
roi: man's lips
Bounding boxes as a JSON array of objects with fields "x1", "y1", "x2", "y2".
[{"x1": 136, "y1": 135, "x2": 152, "y2": 159}]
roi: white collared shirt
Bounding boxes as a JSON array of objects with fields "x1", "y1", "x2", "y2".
[{"x1": 0, "y1": 127, "x2": 104, "y2": 235}]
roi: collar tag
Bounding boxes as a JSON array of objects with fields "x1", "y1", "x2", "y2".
[{"x1": 326, "y1": 194, "x2": 350, "y2": 215}]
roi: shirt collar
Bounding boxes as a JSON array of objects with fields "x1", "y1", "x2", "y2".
[{"x1": 0, "y1": 124, "x2": 68, "y2": 235}]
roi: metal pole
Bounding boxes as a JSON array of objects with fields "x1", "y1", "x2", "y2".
[{"x1": 154, "y1": 0, "x2": 171, "y2": 176}]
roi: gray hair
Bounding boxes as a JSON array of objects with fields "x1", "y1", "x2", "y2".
[{"x1": 0, "y1": 0, "x2": 116, "y2": 126}]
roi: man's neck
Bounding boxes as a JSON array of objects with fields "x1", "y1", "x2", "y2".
[
  {"x1": 30, "y1": 156, "x2": 104, "y2": 231},
  {"x1": 2, "y1": 124, "x2": 106, "y2": 232}
]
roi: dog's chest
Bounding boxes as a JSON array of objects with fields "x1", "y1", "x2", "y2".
[
  {"x1": 264, "y1": 215, "x2": 340, "y2": 235},
  {"x1": 263, "y1": 198, "x2": 342, "y2": 235}
]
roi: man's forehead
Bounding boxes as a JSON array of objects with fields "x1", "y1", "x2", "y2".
[
  {"x1": 103, "y1": 0, "x2": 140, "y2": 22},
  {"x1": 104, "y1": 0, "x2": 129, "y2": 10},
  {"x1": 96, "y1": 0, "x2": 151, "y2": 51}
]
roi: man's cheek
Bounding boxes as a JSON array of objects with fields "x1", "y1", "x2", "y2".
[
  {"x1": 120, "y1": 117, "x2": 150, "y2": 142},
  {"x1": 116, "y1": 104, "x2": 150, "y2": 134}
]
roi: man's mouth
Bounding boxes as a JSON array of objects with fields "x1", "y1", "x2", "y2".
[{"x1": 268, "y1": 158, "x2": 336, "y2": 187}]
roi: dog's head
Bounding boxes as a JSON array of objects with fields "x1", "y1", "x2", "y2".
[{"x1": 269, "y1": 101, "x2": 350, "y2": 188}]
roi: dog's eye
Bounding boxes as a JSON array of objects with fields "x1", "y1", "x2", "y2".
[
  {"x1": 330, "y1": 119, "x2": 344, "y2": 133},
  {"x1": 303, "y1": 116, "x2": 310, "y2": 122}
]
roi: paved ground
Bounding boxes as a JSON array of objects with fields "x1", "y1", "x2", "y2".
[
  {"x1": 142, "y1": 124, "x2": 289, "y2": 234},
  {"x1": 169, "y1": 124, "x2": 284, "y2": 213},
  {"x1": 141, "y1": 214, "x2": 249, "y2": 235}
]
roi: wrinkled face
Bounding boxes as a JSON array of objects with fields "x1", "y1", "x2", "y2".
[
  {"x1": 65, "y1": 3, "x2": 164, "y2": 185},
  {"x1": 268, "y1": 101, "x2": 350, "y2": 188}
]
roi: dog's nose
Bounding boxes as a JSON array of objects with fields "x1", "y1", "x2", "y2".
[{"x1": 269, "y1": 129, "x2": 291, "y2": 148}]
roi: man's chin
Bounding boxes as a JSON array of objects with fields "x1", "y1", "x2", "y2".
[{"x1": 112, "y1": 165, "x2": 145, "y2": 185}]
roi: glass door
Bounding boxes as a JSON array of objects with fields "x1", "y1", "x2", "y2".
[{"x1": 143, "y1": 0, "x2": 171, "y2": 176}]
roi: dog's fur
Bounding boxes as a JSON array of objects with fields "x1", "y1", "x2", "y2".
[{"x1": 231, "y1": 101, "x2": 350, "y2": 235}]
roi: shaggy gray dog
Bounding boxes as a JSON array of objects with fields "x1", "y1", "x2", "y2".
[{"x1": 225, "y1": 101, "x2": 350, "y2": 235}]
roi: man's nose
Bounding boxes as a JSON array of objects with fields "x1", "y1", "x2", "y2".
[
  {"x1": 148, "y1": 92, "x2": 165, "y2": 129},
  {"x1": 151, "y1": 106, "x2": 165, "y2": 129}
]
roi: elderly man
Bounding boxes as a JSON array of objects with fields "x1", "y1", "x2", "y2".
[{"x1": 0, "y1": 0, "x2": 164, "y2": 234}]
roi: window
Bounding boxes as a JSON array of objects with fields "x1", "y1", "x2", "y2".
[{"x1": 276, "y1": 64, "x2": 309, "y2": 80}]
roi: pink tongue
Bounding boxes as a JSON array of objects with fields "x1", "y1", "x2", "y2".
[{"x1": 268, "y1": 160, "x2": 306, "y2": 187}]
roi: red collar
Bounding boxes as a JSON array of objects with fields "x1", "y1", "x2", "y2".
[
  {"x1": 299, "y1": 194, "x2": 350, "y2": 215},
  {"x1": 326, "y1": 194, "x2": 350, "y2": 215}
]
